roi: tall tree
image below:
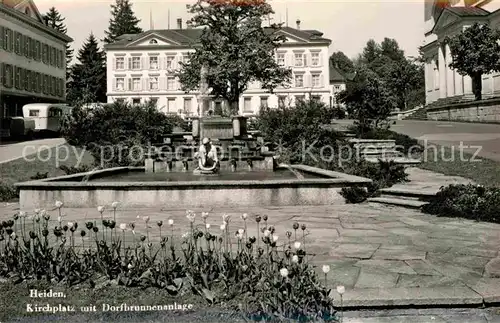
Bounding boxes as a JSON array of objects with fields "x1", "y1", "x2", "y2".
[
  {"x1": 43, "y1": 7, "x2": 73, "y2": 68},
  {"x1": 446, "y1": 23, "x2": 500, "y2": 101},
  {"x1": 361, "y1": 39, "x2": 381, "y2": 65},
  {"x1": 329, "y1": 51, "x2": 355, "y2": 75},
  {"x1": 380, "y1": 37, "x2": 405, "y2": 62},
  {"x1": 386, "y1": 58, "x2": 425, "y2": 110},
  {"x1": 176, "y1": 0, "x2": 291, "y2": 115},
  {"x1": 337, "y1": 66, "x2": 397, "y2": 128},
  {"x1": 104, "y1": 0, "x2": 143, "y2": 44},
  {"x1": 67, "y1": 33, "x2": 107, "y2": 104}
]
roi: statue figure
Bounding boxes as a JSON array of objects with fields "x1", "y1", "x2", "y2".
[{"x1": 194, "y1": 137, "x2": 219, "y2": 174}]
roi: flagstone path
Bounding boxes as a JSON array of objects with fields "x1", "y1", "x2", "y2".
[{"x1": 1, "y1": 201, "x2": 499, "y2": 308}]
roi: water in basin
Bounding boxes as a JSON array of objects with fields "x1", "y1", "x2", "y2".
[{"x1": 89, "y1": 169, "x2": 325, "y2": 182}]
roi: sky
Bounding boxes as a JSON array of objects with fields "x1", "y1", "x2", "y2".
[{"x1": 34, "y1": 0, "x2": 426, "y2": 63}]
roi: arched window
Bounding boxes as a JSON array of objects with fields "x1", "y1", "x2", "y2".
[{"x1": 149, "y1": 39, "x2": 158, "y2": 45}]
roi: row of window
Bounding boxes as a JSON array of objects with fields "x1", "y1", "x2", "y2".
[
  {"x1": 0, "y1": 26, "x2": 65, "y2": 69},
  {"x1": 113, "y1": 55, "x2": 190, "y2": 71},
  {"x1": 112, "y1": 73, "x2": 324, "y2": 92},
  {"x1": 1, "y1": 63, "x2": 65, "y2": 98},
  {"x1": 112, "y1": 51, "x2": 323, "y2": 71}
]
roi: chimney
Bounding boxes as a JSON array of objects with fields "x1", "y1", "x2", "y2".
[
  {"x1": 296, "y1": 19, "x2": 301, "y2": 30},
  {"x1": 177, "y1": 18, "x2": 182, "y2": 29}
]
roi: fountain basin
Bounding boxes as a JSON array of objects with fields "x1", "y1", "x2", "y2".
[{"x1": 15, "y1": 165, "x2": 371, "y2": 209}]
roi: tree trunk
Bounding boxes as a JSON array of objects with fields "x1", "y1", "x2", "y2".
[
  {"x1": 472, "y1": 73, "x2": 482, "y2": 101},
  {"x1": 229, "y1": 100, "x2": 239, "y2": 116}
]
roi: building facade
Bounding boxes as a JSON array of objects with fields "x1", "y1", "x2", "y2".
[
  {"x1": 0, "y1": 0, "x2": 72, "y2": 119},
  {"x1": 422, "y1": 0, "x2": 500, "y2": 105},
  {"x1": 105, "y1": 19, "x2": 339, "y2": 116}
]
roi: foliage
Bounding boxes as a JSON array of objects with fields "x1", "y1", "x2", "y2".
[
  {"x1": 176, "y1": 0, "x2": 291, "y2": 115},
  {"x1": 0, "y1": 208, "x2": 337, "y2": 322},
  {"x1": 67, "y1": 33, "x2": 107, "y2": 105},
  {"x1": 329, "y1": 51, "x2": 355, "y2": 75},
  {"x1": 61, "y1": 102, "x2": 182, "y2": 167},
  {"x1": 29, "y1": 172, "x2": 49, "y2": 180},
  {"x1": 340, "y1": 187, "x2": 370, "y2": 204},
  {"x1": 337, "y1": 66, "x2": 397, "y2": 127},
  {"x1": 0, "y1": 182, "x2": 18, "y2": 202},
  {"x1": 386, "y1": 58, "x2": 425, "y2": 110},
  {"x1": 446, "y1": 23, "x2": 500, "y2": 100},
  {"x1": 43, "y1": 7, "x2": 73, "y2": 68},
  {"x1": 422, "y1": 184, "x2": 500, "y2": 223},
  {"x1": 103, "y1": 0, "x2": 143, "y2": 44},
  {"x1": 59, "y1": 165, "x2": 92, "y2": 175},
  {"x1": 255, "y1": 99, "x2": 342, "y2": 164}
]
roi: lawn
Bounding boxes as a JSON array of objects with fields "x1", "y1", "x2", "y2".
[
  {"x1": 0, "y1": 281, "x2": 244, "y2": 323},
  {"x1": 0, "y1": 144, "x2": 94, "y2": 186},
  {"x1": 418, "y1": 144, "x2": 500, "y2": 187}
]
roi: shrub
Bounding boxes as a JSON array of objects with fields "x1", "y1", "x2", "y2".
[
  {"x1": 0, "y1": 182, "x2": 18, "y2": 202},
  {"x1": 422, "y1": 184, "x2": 500, "y2": 223},
  {"x1": 340, "y1": 187, "x2": 371, "y2": 204},
  {"x1": 0, "y1": 208, "x2": 338, "y2": 321},
  {"x1": 59, "y1": 165, "x2": 92, "y2": 175},
  {"x1": 29, "y1": 172, "x2": 48, "y2": 180},
  {"x1": 61, "y1": 102, "x2": 185, "y2": 167}
]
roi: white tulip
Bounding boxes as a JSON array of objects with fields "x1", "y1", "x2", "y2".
[
  {"x1": 54, "y1": 201, "x2": 63, "y2": 209},
  {"x1": 222, "y1": 214, "x2": 230, "y2": 222},
  {"x1": 57, "y1": 216, "x2": 62, "y2": 223},
  {"x1": 241, "y1": 213, "x2": 248, "y2": 220},
  {"x1": 10, "y1": 232, "x2": 17, "y2": 239},
  {"x1": 97, "y1": 206, "x2": 104, "y2": 213},
  {"x1": 220, "y1": 224, "x2": 226, "y2": 231},
  {"x1": 206, "y1": 223, "x2": 211, "y2": 230},
  {"x1": 33, "y1": 209, "x2": 40, "y2": 215},
  {"x1": 279, "y1": 268, "x2": 289, "y2": 278},
  {"x1": 322, "y1": 265, "x2": 331, "y2": 274},
  {"x1": 292, "y1": 255, "x2": 299, "y2": 263},
  {"x1": 264, "y1": 230, "x2": 271, "y2": 237},
  {"x1": 294, "y1": 241, "x2": 301, "y2": 249},
  {"x1": 337, "y1": 285, "x2": 345, "y2": 295},
  {"x1": 201, "y1": 212, "x2": 209, "y2": 219},
  {"x1": 273, "y1": 235, "x2": 279, "y2": 242},
  {"x1": 238, "y1": 229, "x2": 245, "y2": 235},
  {"x1": 119, "y1": 223, "x2": 127, "y2": 231},
  {"x1": 67, "y1": 222, "x2": 74, "y2": 228},
  {"x1": 168, "y1": 219, "x2": 174, "y2": 226},
  {"x1": 111, "y1": 201, "x2": 119, "y2": 209}
]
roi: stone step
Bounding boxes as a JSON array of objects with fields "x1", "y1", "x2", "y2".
[
  {"x1": 359, "y1": 150, "x2": 401, "y2": 157},
  {"x1": 355, "y1": 144, "x2": 397, "y2": 150},
  {"x1": 379, "y1": 187, "x2": 437, "y2": 201},
  {"x1": 367, "y1": 197, "x2": 427, "y2": 209}
]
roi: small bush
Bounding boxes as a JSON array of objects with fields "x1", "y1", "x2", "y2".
[
  {"x1": 422, "y1": 184, "x2": 500, "y2": 223},
  {"x1": 61, "y1": 101, "x2": 184, "y2": 167},
  {"x1": 0, "y1": 182, "x2": 18, "y2": 201},
  {"x1": 340, "y1": 187, "x2": 371, "y2": 203},
  {"x1": 29, "y1": 172, "x2": 49, "y2": 180},
  {"x1": 59, "y1": 165, "x2": 92, "y2": 175}
]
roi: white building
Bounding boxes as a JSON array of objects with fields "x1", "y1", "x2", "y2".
[
  {"x1": 104, "y1": 19, "x2": 340, "y2": 116},
  {"x1": 0, "y1": 0, "x2": 72, "y2": 119},
  {"x1": 422, "y1": 0, "x2": 500, "y2": 105}
]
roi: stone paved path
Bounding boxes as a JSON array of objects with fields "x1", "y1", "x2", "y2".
[
  {"x1": 392, "y1": 167, "x2": 474, "y2": 193},
  {"x1": 2, "y1": 201, "x2": 499, "y2": 308}
]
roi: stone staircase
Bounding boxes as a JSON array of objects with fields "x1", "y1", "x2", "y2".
[
  {"x1": 367, "y1": 187, "x2": 435, "y2": 209},
  {"x1": 349, "y1": 139, "x2": 421, "y2": 165}
]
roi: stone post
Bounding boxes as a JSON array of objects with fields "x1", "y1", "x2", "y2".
[
  {"x1": 445, "y1": 44, "x2": 455, "y2": 98},
  {"x1": 197, "y1": 65, "x2": 211, "y2": 116},
  {"x1": 438, "y1": 45, "x2": 447, "y2": 99}
]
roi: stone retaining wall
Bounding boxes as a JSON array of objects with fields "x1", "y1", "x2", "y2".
[{"x1": 426, "y1": 98, "x2": 500, "y2": 123}]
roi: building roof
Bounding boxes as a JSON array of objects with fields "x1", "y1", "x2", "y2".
[
  {"x1": 0, "y1": 0, "x2": 24, "y2": 7},
  {"x1": 105, "y1": 25, "x2": 332, "y2": 49},
  {"x1": 431, "y1": 6, "x2": 490, "y2": 34},
  {"x1": 329, "y1": 62, "x2": 346, "y2": 83}
]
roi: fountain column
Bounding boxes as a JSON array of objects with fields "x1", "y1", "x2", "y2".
[{"x1": 197, "y1": 65, "x2": 211, "y2": 116}]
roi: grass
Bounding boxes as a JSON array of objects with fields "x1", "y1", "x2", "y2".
[
  {"x1": 419, "y1": 144, "x2": 500, "y2": 187},
  {"x1": 0, "y1": 281, "x2": 244, "y2": 323}
]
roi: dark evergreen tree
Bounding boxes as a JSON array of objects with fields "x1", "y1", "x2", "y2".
[
  {"x1": 43, "y1": 7, "x2": 73, "y2": 66},
  {"x1": 67, "y1": 33, "x2": 107, "y2": 104},
  {"x1": 103, "y1": 0, "x2": 143, "y2": 44}
]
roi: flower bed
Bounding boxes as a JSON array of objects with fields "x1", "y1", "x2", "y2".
[{"x1": 0, "y1": 201, "x2": 342, "y2": 322}]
